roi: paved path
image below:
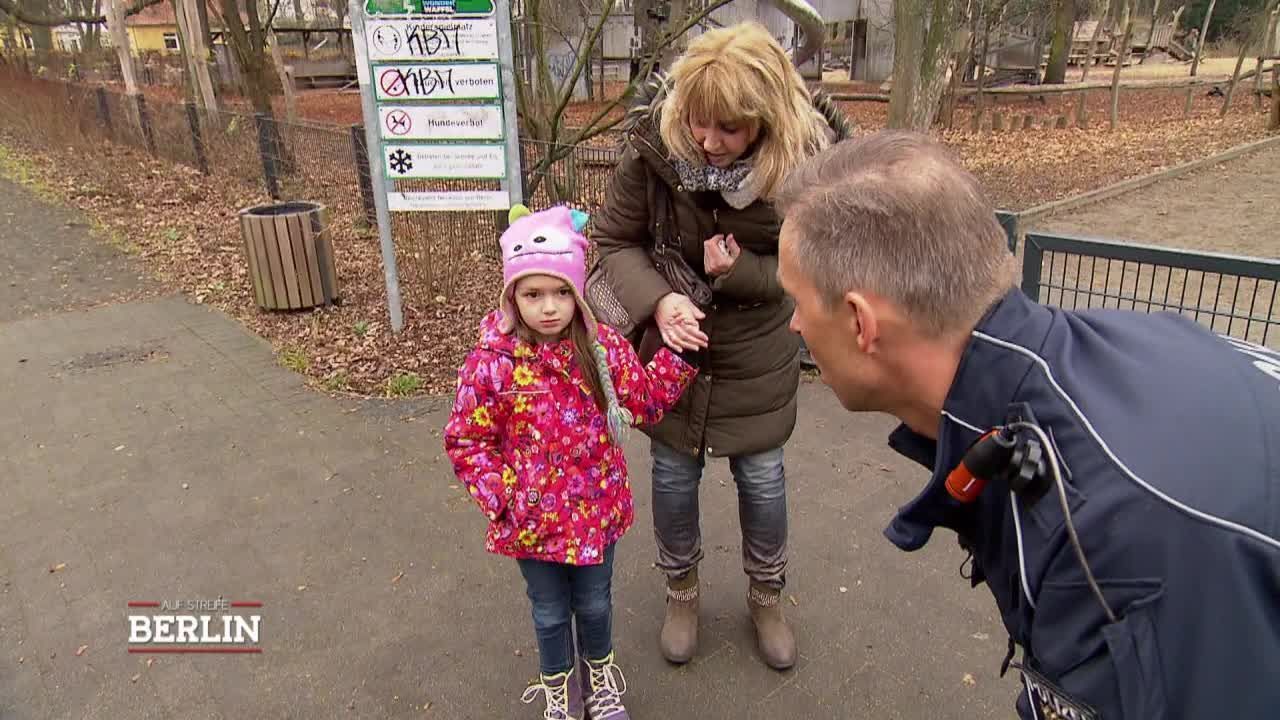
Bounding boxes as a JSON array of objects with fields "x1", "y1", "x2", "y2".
[{"x1": 0, "y1": 176, "x2": 1015, "y2": 718}]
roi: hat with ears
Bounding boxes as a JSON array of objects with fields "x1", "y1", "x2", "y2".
[
  {"x1": 497, "y1": 203, "x2": 635, "y2": 442},
  {"x1": 497, "y1": 203, "x2": 598, "y2": 341}
]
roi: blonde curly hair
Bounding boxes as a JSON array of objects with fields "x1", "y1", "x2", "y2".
[{"x1": 658, "y1": 22, "x2": 831, "y2": 200}]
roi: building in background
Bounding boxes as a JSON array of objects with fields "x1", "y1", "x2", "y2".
[{"x1": 816, "y1": 0, "x2": 893, "y2": 84}]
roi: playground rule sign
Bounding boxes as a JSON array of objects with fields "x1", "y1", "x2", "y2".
[
  {"x1": 365, "y1": 18, "x2": 500, "y2": 61},
  {"x1": 373, "y1": 63, "x2": 500, "y2": 101},
  {"x1": 378, "y1": 105, "x2": 504, "y2": 141},
  {"x1": 351, "y1": 0, "x2": 521, "y2": 332}
]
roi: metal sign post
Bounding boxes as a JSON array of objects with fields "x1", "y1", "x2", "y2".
[
  {"x1": 352, "y1": 0, "x2": 405, "y2": 333},
  {"x1": 351, "y1": 0, "x2": 523, "y2": 333}
]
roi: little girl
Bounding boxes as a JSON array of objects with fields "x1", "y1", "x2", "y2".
[{"x1": 444, "y1": 204, "x2": 696, "y2": 720}]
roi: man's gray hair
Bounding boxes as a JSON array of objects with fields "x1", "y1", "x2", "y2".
[{"x1": 776, "y1": 130, "x2": 1018, "y2": 337}]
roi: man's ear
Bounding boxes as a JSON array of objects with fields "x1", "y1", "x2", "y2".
[{"x1": 844, "y1": 291, "x2": 879, "y2": 353}]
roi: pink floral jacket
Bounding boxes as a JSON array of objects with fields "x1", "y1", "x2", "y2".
[{"x1": 444, "y1": 311, "x2": 696, "y2": 565}]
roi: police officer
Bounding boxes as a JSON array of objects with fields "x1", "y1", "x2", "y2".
[{"x1": 774, "y1": 130, "x2": 1280, "y2": 719}]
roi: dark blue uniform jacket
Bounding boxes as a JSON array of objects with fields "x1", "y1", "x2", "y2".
[{"x1": 886, "y1": 289, "x2": 1280, "y2": 720}]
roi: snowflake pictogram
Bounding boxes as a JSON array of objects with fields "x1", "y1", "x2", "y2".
[{"x1": 389, "y1": 149, "x2": 413, "y2": 174}]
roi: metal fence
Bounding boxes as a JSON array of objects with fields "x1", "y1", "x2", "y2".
[{"x1": 1021, "y1": 232, "x2": 1280, "y2": 350}]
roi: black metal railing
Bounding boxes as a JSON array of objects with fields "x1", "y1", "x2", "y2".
[{"x1": 1022, "y1": 232, "x2": 1280, "y2": 350}]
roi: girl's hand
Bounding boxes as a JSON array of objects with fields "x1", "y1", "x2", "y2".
[
  {"x1": 655, "y1": 293, "x2": 709, "y2": 352},
  {"x1": 703, "y1": 234, "x2": 740, "y2": 277}
]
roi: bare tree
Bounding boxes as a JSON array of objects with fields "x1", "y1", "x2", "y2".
[
  {"x1": 1045, "y1": 0, "x2": 1076, "y2": 83},
  {"x1": 1220, "y1": 0, "x2": 1280, "y2": 117},
  {"x1": 889, "y1": 0, "x2": 962, "y2": 130},
  {"x1": 1109, "y1": 0, "x2": 1133, "y2": 130},
  {"x1": 212, "y1": 0, "x2": 284, "y2": 114},
  {"x1": 1188, "y1": 0, "x2": 1215, "y2": 75},
  {"x1": 517, "y1": 0, "x2": 738, "y2": 199},
  {"x1": 1081, "y1": 0, "x2": 1111, "y2": 81}
]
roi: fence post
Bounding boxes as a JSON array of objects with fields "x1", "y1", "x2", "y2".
[
  {"x1": 255, "y1": 112, "x2": 281, "y2": 200},
  {"x1": 349, "y1": 124, "x2": 376, "y2": 225},
  {"x1": 135, "y1": 94, "x2": 156, "y2": 156},
  {"x1": 996, "y1": 210, "x2": 1019, "y2": 254},
  {"x1": 185, "y1": 102, "x2": 210, "y2": 175},
  {"x1": 1020, "y1": 234, "x2": 1044, "y2": 302},
  {"x1": 95, "y1": 86, "x2": 113, "y2": 138}
]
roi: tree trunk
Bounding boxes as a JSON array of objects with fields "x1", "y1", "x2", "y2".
[
  {"x1": 174, "y1": 0, "x2": 217, "y2": 111},
  {"x1": 974, "y1": 2, "x2": 991, "y2": 131},
  {"x1": 911, "y1": 0, "x2": 959, "y2": 128},
  {"x1": 1082, "y1": 0, "x2": 1111, "y2": 82},
  {"x1": 1045, "y1": 0, "x2": 1075, "y2": 83},
  {"x1": 292, "y1": 0, "x2": 302, "y2": 23},
  {"x1": 172, "y1": 0, "x2": 197, "y2": 102},
  {"x1": 889, "y1": 0, "x2": 927, "y2": 128},
  {"x1": 1141, "y1": 0, "x2": 1161, "y2": 61},
  {"x1": 1110, "y1": 0, "x2": 1134, "y2": 130},
  {"x1": 218, "y1": 0, "x2": 274, "y2": 115},
  {"x1": 658, "y1": 0, "x2": 688, "y2": 72},
  {"x1": 1189, "y1": 0, "x2": 1216, "y2": 76},
  {"x1": 195, "y1": 0, "x2": 212, "y2": 50},
  {"x1": 1258, "y1": 5, "x2": 1280, "y2": 110},
  {"x1": 105, "y1": 0, "x2": 138, "y2": 94},
  {"x1": 268, "y1": 30, "x2": 296, "y2": 122}
]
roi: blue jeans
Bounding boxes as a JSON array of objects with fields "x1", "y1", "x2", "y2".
[
  {"x1": 516, "y1": 543, "x2": 616, "y2": 675},
  {"x1": 651, "y1": 442, "x2": 788, "y2": 590}
]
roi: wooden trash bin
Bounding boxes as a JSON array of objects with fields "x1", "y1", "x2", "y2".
[{"x1": 238, "y1": 202, "x2": 339, "y2": 310}]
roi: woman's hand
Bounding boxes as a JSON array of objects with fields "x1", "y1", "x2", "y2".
[
  {"x1": 655, "y1": 293, "x2": 709, "y2": 352},
  {"x1": 703, "y1": 234, "x2": 741, "y2": 277}
]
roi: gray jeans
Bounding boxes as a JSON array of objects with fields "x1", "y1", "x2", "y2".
[{"x1": 651, "y1": 441, "x2": 788, "y2": 590}]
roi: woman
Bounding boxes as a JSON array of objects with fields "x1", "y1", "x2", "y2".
[{"x1": 589, "y1": 22, "x2": 853, "y2": 671}]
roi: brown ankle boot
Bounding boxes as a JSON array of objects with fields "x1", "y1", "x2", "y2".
[
  {"x1": 748, "y1": 582, "x2": 796, "y2": 670},
  {"x1": 660, "y1": 570, "x2": 699, "y2": 664}
]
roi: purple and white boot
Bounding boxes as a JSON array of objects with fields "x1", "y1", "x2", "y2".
[
  {"x1": 521, "y1": 667, "x2": 585, "y2": 720},
  {"x1": 580, "y1": 652, "x2": 629, "y2": 719}
]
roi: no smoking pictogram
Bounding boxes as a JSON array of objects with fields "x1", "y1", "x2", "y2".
[
  {"x1": 379, "y1": 68, "x2": 407, "y2": 97},
  {"x1": 385, "y1": 110, "x2": 412, "y2": 136}
]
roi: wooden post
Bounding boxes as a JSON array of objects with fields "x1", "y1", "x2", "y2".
[
  {"x1": 1022, "y1": 114, "x2": 1034, "y2": 130},
  {"x1": 1183, "y1": 86, "x2": 1194, "y2": 117},
  {"x1": 1075, "y1": 91, "x2": 1088, "y2": 128},
  {"x1": 185, "y1": 102, "x2": 210, "y2": 174},
  {"x1": 1271, "y1": 62, "x2": 1280, "y2": 130},
  {"x1": 992, "y1": 110, "x2": 1005, "y2": 131}
]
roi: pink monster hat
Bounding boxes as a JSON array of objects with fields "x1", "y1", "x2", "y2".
[{"x1": 497, "y1": 203, "x2": 598, "y2": 340}]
